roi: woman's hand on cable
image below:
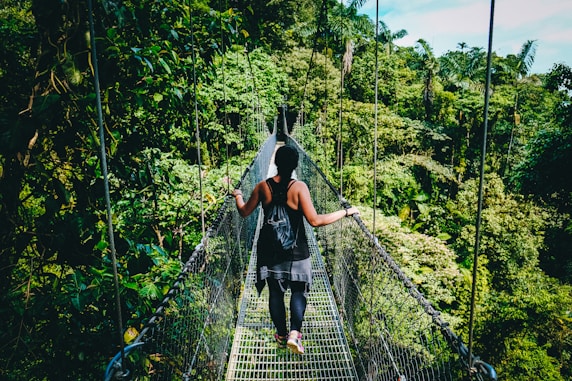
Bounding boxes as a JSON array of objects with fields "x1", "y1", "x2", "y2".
[
  {"x1": 345, "y1": 207, "x2": 359, "y2": 217},
  {"x1": 232, "y1": 189, "x2": 242, "y2": 199}
]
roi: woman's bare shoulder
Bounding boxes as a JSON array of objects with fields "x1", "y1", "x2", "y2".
[
  {"x1": 291, "y1": 180, "x2": 309, "y2": 194},
  {"x1": 290, "y1": 179, "x2": 307, "y2": 187}
]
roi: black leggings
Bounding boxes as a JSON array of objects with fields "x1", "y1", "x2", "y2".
[{"x1": 267, "y1": 278, "x2": 307, "y2": 336}]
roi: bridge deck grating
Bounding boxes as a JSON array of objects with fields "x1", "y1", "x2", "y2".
[{"x1": 225, "y1": 216, "x2": 359, "y2": 381}]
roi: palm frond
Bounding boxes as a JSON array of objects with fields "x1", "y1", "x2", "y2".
[{"x1": 518, "y1": 39, "x2": 537, "y2": 77}]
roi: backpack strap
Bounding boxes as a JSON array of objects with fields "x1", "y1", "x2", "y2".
[
  {"x1": 286, "y1": 179, "x2": 296, "y2": 191},
  {"x1": 266, "y1": 178, "x2": 296, "y2": 202}
]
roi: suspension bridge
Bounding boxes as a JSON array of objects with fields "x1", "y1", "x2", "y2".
[
  {"x1": 94, "y1": 0, "x2": 503, "y2": 377},
  {"x1": 104, "y1": 117, "x2": 497, "y2": 381}
]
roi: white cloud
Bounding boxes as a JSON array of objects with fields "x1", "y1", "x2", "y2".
[
  {"x1": 495, "y1": 0, "x2": 572, "y2": 29},
  {"x1": 361, "y1": 0, "x2": 572, "y2": 73}
]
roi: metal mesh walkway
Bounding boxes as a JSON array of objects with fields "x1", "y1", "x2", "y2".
[{"x1": 226, "y1": 217, "x2": 358, "y2": 381}]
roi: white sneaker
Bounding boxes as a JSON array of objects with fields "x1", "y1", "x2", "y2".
[{"x1": 287, "y1": 330, "x2": 304, "y2": 354}]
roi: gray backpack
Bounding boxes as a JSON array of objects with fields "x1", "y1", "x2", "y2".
[{"x1": 259, "y1": 179, "x2": 298, "y2": 256}]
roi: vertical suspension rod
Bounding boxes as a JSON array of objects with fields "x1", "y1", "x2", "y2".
[
  {"x1": 337, "y1": 0, "x2": 344, "y2": 196},
  {"x1": 219, "y1": 0, "x2": 230, "y2": 193},
  {"x1": 87, "y1": 0, "x2": 126, "y2": 374},
  {"x1": 369, "y1": 0, "x2": 381, "y2": 378},
  {"x1": 468, "y1": 0, "x2": 495, "y2": 378},
  {"x1": 190, "y1": 6, "x2": 206, "y2": 240},
  {"x1": 373, "y1": 1, "x2": 380, "y2": 249}
]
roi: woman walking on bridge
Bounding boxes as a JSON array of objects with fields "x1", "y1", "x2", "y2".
[{"x1": 232, "y1": 145, "x2": 359, "y2": 355}]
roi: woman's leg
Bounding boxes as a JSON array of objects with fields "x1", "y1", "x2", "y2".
[
  {"x1": 267, "y1": 278, "x2": 288, "y2": 336},
  {"x1": 289, "y1": 281, "x2": 307, "y2": 332}
]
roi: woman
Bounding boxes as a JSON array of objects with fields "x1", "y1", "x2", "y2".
[{"x1": 231, "y1": 145, "x2": 359, "y2": 354}]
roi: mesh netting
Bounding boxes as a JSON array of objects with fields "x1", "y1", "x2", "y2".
[
  {"x1": 104, "y1": 135, "x2": 277, "y2": 381},
  {"x1": 105, "y1": 133, "x2": 495, "y2": 381},
  {"x1": 291, "y1": 137, "x2": 494, "y2": 381}
]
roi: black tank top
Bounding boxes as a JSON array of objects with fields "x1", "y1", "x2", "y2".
[{"x1": 264, "y1": 178, "x2": 310, "y2": 261}]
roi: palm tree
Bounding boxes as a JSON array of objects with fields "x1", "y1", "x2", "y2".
[
  {"x1": 415, "y1": 39, "x2": 439, "y2": 121},
  {"x1": 513, "y1": 39, "x2": 538, "y2": 80},
  {"x1": 440, "y1": 44, "x2": 486, "y2": 93},
  {"x1": 329, "y1": 0, "x2": 373, "y2": 76},
  {"x1": 438, "y1": 44, "x2": 487, "y2": 178},
  {"x1": 328, "y1": 0, "x2": 373, "y2": 175},
  {"x1": 378, "y1": 20, "x2": 407, "y2": 55},
  {"x1": 504, "y1": 40, "x2": 538, "y2": 175}
]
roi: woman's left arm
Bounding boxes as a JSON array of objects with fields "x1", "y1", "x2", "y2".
[{"x1": 296, "y1": 182, "x2": 359, "y2": 227}]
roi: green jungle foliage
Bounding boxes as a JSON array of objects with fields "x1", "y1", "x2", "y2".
[{"x1": 1, "y1": 0, "x2": 571, "y2": 379}]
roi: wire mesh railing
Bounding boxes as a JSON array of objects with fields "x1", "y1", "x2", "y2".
[
  {"x1": 104, "y1": 134, "x2": 277, "y2": 381},
  {"x1": 288, "y1": 136, "x2": 496, "y2": 381},
  {"x1": 105, "y1": 129, "x2": 496, "y2": 381}
]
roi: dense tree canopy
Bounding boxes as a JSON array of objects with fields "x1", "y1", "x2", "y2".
[{"x1": 1, "y1": 0, "x2": 571, "y2": 379}]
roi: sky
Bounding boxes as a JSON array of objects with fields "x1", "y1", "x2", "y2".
[{"x1": 360, "y1": 0, "x2": 572, "y2": 74}]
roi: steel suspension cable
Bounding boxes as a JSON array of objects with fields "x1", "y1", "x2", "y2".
[
  {"x1": 370, "y1": 2, "x2": 404, "y2": 375},
  {"x1": 373, "y1": 0, "x2": 379, "y2": 253},
  {"x1": 371, "y1": 0, "x2": 380, "y2": 335},
  {"x1": 369, "y1": 0, "x2": 380, "y2": 376},
  {"x1": 244, "y1": 46, "x2": 263, "y2": 144},
  {"x1": 337, "y1": 0, "x2": 345, "y2": 196},
  {"x1": 323, "y1": 3, "x2": 329, "y2": 176},
  {"x1": 87, "y1": 0, "x2": 126, "y2": 375},
  {"x1": 292, "y1": 0, "x2": 329, "y2": 136},
  {"x1": 233, "y1": 23, "x2": 246, "y2": 164},
  {"x1": 370, "y1": 1, "x2": 401, "y2": 378},
  {"x1": 218, "y1": 0, "x2": 233, "y2": 194},
  {"x1": 468, "y1": 0, "x2": 495, "y2": 378},
  {"x1": 189, "y1": 6, "x2": 206, "y2": 240},
  {"x1": 296, "y1": 1, "x2": 327, "y2": 128}
]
